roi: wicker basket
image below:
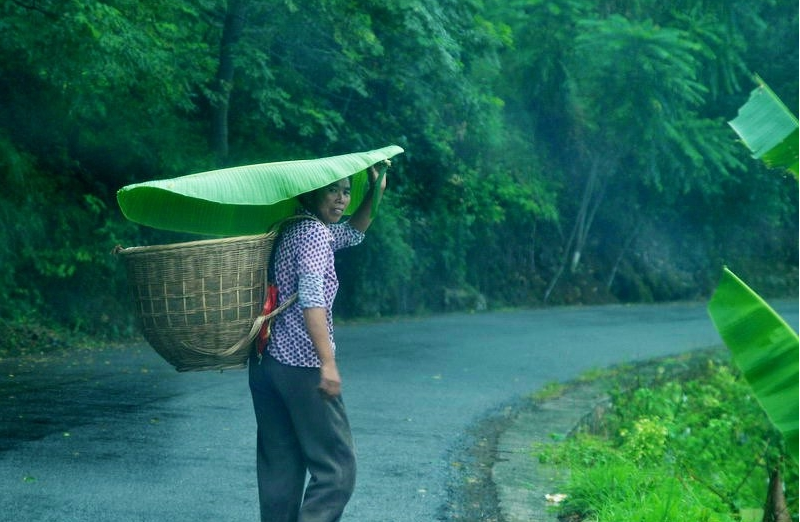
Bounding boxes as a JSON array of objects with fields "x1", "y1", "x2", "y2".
[{"x1": 117, "y1": 233, "x2": 275, "y2": 372}]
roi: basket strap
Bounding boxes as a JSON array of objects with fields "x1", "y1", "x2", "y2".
[
  {"x1": 216, "y1": 214, "x2": 322, "y2": 359},
  {"x1": 268, "y1": 213, "x2": 324, "y2": 234},
  {"x1": 216, "y1": 292, "x2": 299, "y2": 358}
]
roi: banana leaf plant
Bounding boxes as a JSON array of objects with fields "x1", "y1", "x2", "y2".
[
  {"x1": 707, "y1": 78, "x2": 798, "y2": 465},
  {"x1": 727, "y1": 75, "x2": 798, "y2": 178},
  {"x1": 707, "y1": 78, "x2": 797, "y2": 521},
  {"x1": 117, "y1": 145, "x2": 404, "y2": 236},
  {"x1": 708, "y1": 268, "x2": 798, "y2": 464}
]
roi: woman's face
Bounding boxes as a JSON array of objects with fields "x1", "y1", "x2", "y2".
[{"x1": 308, "y1": 179, "x2": 351, "y2": 224}]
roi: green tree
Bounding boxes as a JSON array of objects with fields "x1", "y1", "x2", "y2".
[
  {"x1": 487, "y1": 0, "x2": 796, "y2": 303},
  {"x1": 0, "y1": 0, "x2": 217, "y2": 327},
  {"x1": 545, "y1": 14, "x2": 745, "y2": 299},
  {"x1": 0, "y1": 0, "x2": 796, "y2": 337}
]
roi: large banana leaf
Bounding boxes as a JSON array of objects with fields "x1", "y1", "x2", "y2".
[
  {"x1": 117, "y1": 145, "x2": 404, "y2": 236},
  {"x1": 707, "y1": 267, "x2": 799, "y2": 464},
  {"x1": 728, "y1": 77, "x2": 799, "y2": 178}
]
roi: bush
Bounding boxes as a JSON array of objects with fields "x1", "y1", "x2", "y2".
[{"x1": 536, "y1": 356, "x2": 798, "y2": 522}]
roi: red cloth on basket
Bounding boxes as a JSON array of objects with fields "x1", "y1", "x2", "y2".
[{"x1": 257, "y1": 284, "x2": 279, "y2": 356}]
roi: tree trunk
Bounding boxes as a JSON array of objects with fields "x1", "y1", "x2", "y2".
[
  {"x1": 606, "y1": 220, "x2": 641, "y2": 290},
  {"x1": 544, "y1": 156, "x2": 610, "y2": 302},
  {"x1": 529, "y1": 220, "x2": 537, "y2": 273},
  {"x1": 762, "y1": 467, "x2": 791, "y2": 522},
  {"x1": 210, "y1": 0, "x2": 249, "y2": 167},
  {"x1": 571, "y1": 156, "x2": 609, "y2": 272}
]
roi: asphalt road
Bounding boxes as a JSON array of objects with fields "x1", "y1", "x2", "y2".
[{"x1": 1, "y1": 300, "x2": 797, "y2": 522}]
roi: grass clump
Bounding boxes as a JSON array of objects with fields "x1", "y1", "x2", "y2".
[{"x1": 535, "y1": 355, "x2": 798, "y2": 522}]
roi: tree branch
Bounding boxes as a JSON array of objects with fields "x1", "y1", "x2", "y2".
[{"x1": 10, "y1": 0, "x2": 60, "y2": 20}]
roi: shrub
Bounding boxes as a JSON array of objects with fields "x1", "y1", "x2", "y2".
[{"x1": 536, "y1": 357, "x2": 798, "y2": 521}]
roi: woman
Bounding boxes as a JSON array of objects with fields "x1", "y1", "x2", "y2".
[{"x1": 248, "y1": 160, "x2": 389, "y2": 522}]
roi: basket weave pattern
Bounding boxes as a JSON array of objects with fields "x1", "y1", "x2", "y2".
[{"x1": 118, "y1": 233, "x2": 274, "y2": 371}]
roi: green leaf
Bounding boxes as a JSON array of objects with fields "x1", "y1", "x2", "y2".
[
  {"x1": 117, "y1": 145, "x2": 404, "y2": 236},
  {"x1": 707, "y1": 267, "x2": 799, "y2": 464},
  {"x1": 761, "y1": 128, "x2": 799, "y2": 172},
  {"x1": 739, "y1": 508, "x2": 764, "y2": 522},
  {"x1": 728, "y1": 77, "x2": 799, "y2": 177}
]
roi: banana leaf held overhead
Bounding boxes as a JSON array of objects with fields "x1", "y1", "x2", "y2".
[{"x1": 117, "y1": 145, "x2": 404, "y2": 236}]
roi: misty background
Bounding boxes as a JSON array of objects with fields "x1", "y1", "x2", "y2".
[{"x1": 0, "y1": 0, "x2": 797, "y2": 351}]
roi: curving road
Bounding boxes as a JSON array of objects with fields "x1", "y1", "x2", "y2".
[{"x1": 1, "y1": 300, "x2": 796, "y2": 521}]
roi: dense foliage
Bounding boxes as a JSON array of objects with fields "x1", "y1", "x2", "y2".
[
  {"x1": 537, "y1": 356, "x2": 798, "y2": 521},
  {"x1": 0, "y1": 0, "x2": 797, "y2": 339}
]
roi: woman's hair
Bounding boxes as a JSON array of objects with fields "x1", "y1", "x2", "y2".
[{"x1": 297, "y1": 190, "x2": 315, "y2": 210}]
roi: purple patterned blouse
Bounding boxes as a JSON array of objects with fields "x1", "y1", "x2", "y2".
[{"x1": 266, "y1": 211, "x2": 365, "y2": 367}]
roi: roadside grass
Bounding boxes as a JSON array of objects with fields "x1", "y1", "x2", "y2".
[
  {"x1": 532, "y1": 351, "x2": 799, "y2": 522},
  {"x1": 0, "y1": 316, "x2": 131, "y2": 362}
]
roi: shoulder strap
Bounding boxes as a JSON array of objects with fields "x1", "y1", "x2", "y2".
[{"x1": 266, "y1": 214, "x2": 322, "y2": 283}]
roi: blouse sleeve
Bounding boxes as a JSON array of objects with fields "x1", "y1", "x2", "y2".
[
  {"x1": 330, "y1": 221, "x2": 365, "y2": 251},
  {"x1": 298, "y1": 272, "x2": 325, "y2": 308}
]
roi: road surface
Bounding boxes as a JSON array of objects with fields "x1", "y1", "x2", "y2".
[{"x1": 1, "y1": 300, "x2": 796, "y2": 521}]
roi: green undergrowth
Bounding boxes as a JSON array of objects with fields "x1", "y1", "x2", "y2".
[
  {"x1": 0, "y1": 317, "x2": 129, "y2": 362},
  {"x1": 533, "y1": 352, "x2": 799, "y2": 522}
]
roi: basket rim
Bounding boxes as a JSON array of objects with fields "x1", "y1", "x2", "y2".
[{"x1": 116, "y1": 231, "x2": 273, "y2": 256}]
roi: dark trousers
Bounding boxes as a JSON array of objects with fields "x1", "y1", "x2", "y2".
[{"x1": 249, "y1": 354, "x2": 356, "y2": 522}]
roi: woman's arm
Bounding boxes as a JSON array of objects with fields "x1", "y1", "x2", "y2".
[
  {"x1": 303, "y1": 306, "x2": 341, "y2": 398},
  {"x1": 348, "y1": 160, "x2": 389, "y2": 233}
]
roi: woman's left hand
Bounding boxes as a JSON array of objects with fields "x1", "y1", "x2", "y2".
[
  {"x1": 318, "y1": 360, "x2": 342, "y2": 398},
  {"x1": 368, "y1": 159, "x2": 390, "y2": 191},
  {"x1": 349, "y1": 160, "x2": 391, "y2": 232}
]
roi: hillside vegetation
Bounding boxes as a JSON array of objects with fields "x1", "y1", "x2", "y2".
[{"x1": 1, "y1": 0, "x2": 796, "y2": 348}]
